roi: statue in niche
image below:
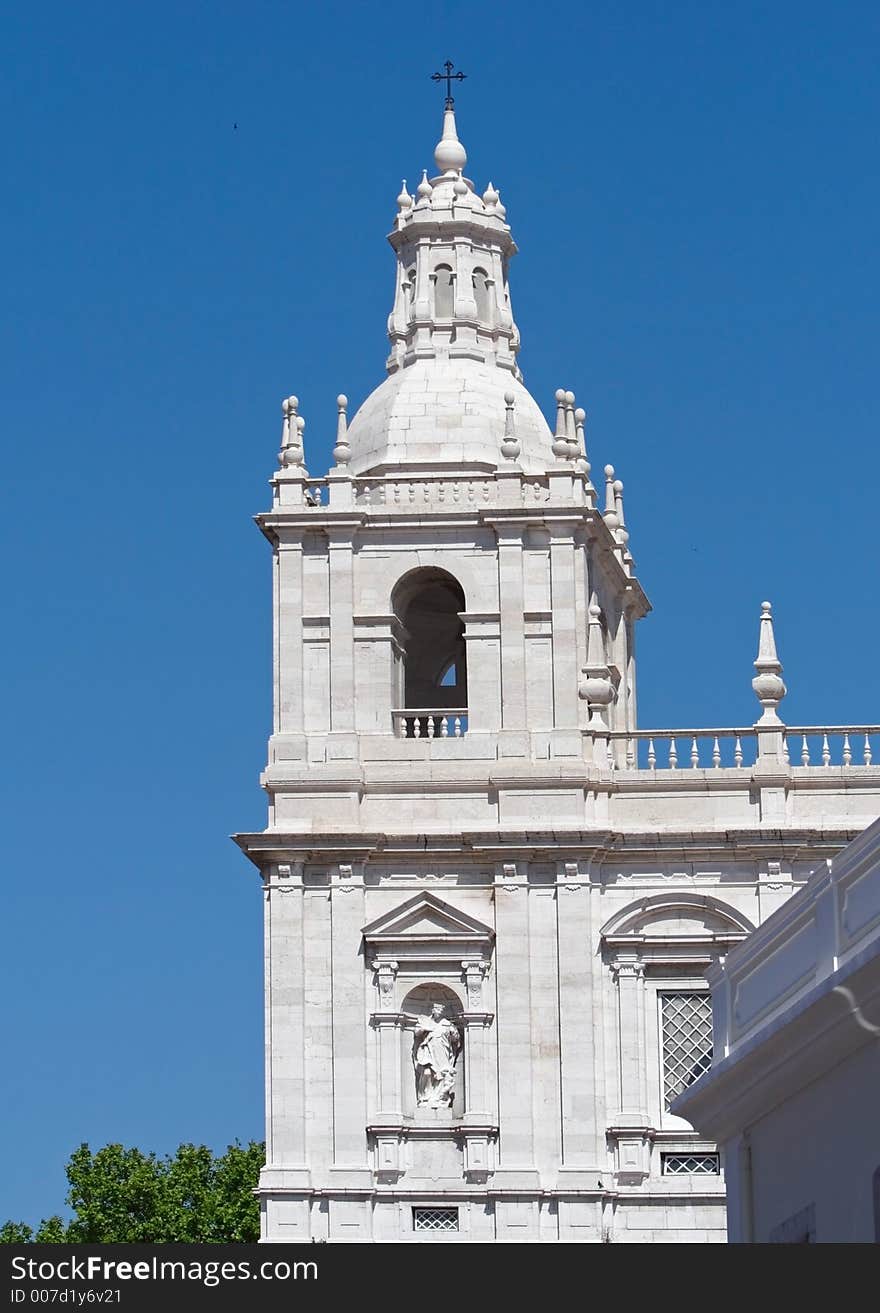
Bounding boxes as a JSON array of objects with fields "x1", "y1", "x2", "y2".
[{"x1": 411, "y1": 1002, "x2": 462, "y2": 1109}]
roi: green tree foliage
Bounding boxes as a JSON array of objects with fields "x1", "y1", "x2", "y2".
[{"x1": 1, "y1": 1141, "x2": 263, "y2": 1243}]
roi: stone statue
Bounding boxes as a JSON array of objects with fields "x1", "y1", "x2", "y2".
[{"x1": 412, "y1": 1002, "x2": 462, "y2": 1109}]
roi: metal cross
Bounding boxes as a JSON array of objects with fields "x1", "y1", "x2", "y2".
[{"x1": 431, "y1": 60, "x2": 466, "y2": 109}]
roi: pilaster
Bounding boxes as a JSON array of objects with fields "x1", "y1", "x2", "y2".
[
  {"x1": 548, "y1": 518, "x2": 581, "y2": 747},
  {"x1": 495, "y1": 523, "x2": 527, "y2": 736},
  {"x1": 327, "y1": 525, "x2": 357, "y2": 740},
  {"x1": 329, "y1": 863, "x2": 370, "y2": 1184}
]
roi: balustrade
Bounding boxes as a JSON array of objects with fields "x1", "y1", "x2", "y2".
[
  {"x1": 392, "y1": 709, "x2": 468, "y2": 739},
  {"x1": 605, "y1": 726, "x2": 879, "y2": 771}
]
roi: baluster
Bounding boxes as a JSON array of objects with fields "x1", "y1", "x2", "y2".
[
  {"x1": 691, "y1": 737, "x2": 699, "y2": 769},
  {"x1": 626, "y1": 738, "x2": 635, "y2": 769},
  {"x1": 800, "y1": 735, "x2": 810, "y2": 765},
  {"x1": 843, "y1": 733, "x2": 852, "y2": 766},
  {"x1": 734, "y1": 736, "x2": 743, "y2": 767},
  {"x1": 669, "y1": 738, "x2": 678, "y2": 769},
  {"x1": 427, "y1": 715, "x2": 435, "y2": 739},
  {"x1": 440, "y1": 716, "x2": 449, "y2": 738},
  {"x1": 647, "y1": 738, "x2": 656, "y2": 770},
  {"x1": 822, "y1": 733, "x2": 831, "y2": 766},
  {"x1": 408, "y1": 484, "x2": 415, "y2": 503},
  {"x1": 864, "y1": 735, "x2": 872, "y2": 766},
  {"x1": 712, "y1": 736, "x2": 721, "y2": 768},
  {"x1": 413, "y1": 716, "x2": 421, "y2": 739},
  {"x1": 453, "y1": 717, "x2": 462, "y2": 738},
  {"x1": 782, "y1": 735, "x2": 790, "y2": 765}
]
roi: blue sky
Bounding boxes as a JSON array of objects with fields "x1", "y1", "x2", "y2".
[{"x1": 2, "y1": 0, "x2": 879, "y2": 1226}]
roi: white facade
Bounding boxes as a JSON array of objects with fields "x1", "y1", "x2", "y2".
[
  {"x1": 674, "y1": 816, "x2": 880, "y2": 1243},
  {"x1": 234, "y1": 105, "x2": 880, "y2": 1242}
]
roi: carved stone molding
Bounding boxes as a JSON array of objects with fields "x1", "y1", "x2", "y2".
[
  {"x1": 461, "y1": 959, "x2": 490, "y2": 1008},
  {"x1": 611, "y1": 960, "x2": 646, "y2": 983},
  {"x1": 373, "y1": 959, "x2": 399, "y2": 1010}
]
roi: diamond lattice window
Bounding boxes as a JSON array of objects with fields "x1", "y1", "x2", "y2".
[
  {"x1": 660, "y1": 992, "x2": 713, "y2": 1108},
  {"x1": 413, "y1": 1207, "x2": 459, "y2": 1233},
  {"x1": 662, "y1": 1153, "x2": 720, "y2": 1176}
]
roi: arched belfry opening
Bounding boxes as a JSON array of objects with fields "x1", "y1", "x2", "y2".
[{"x1": 392, "y1": 568, "x2": 468, "y2": 737}]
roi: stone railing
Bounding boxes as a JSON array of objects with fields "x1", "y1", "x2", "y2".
[
  {"x1": 392, "y1": 709, "x2": 468, "y2": 739},
  {"x1": 606, "y1": 726, "x2": 879, "y2": 771}
]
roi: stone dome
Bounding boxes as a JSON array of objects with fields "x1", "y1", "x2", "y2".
[{"x1": 345, "y1": 359, "x2": 554, "y2": 476}]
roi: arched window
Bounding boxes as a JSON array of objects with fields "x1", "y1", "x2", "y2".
[
  {"x1": 392, "y1": 568, "x2": 467, "y2": 737},
  {"x1": 472, "y1": 268, "x2": 491, "y2": 322},
  {"x1": 434, "y1": 265, "x2": 454, "y2": 318}
]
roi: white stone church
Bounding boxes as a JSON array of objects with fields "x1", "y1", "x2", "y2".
[{"x1": 234, "y1": 98, "x2": 880, "y2": 1243}]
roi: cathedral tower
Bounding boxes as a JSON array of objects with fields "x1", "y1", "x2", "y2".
[{"x1": 236, "y1": 98, "x2": 880, "y2": 1243}]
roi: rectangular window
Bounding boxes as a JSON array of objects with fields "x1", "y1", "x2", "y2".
[
  {"x1": 660, "y1": 992, "x2": 713, "y2": 1108},
  {"x1": 661, "y1": 1153, "x2": 720, "y2": 1176},
  {"x1": 413, "y1": 1206, "x2": 459, "y2": 1233}
]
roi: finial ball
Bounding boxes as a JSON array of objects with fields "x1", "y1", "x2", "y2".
[
  {"x1": 589, "y1": 602, "x2": 602, "y2": 620},
  {"x1": 504, "y1": 391, "x2": 515, "y2": 406},
  {"x1": 555, "y1": 388, "x2": 566, "y2": 402},
  {"x1": 761, "y1": 601, "x2": 772, "y2": 614},
  {"x1": 575, "y1": 408, "x2": 586, "y2": 423},
  {"x1": 337, "y1": 394, "x2": 348, "y2": 408},
  {"x1": 614, "y1": 479, "x2": 623, "y2": 493},
  {"x1": 565, "y1": 390, "x2": 575, "y2": 405}
]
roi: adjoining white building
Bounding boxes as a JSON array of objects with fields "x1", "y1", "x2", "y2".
[
  {"x1": 674, "y1": 816, "x2": 880, "y2": 1244},
  {"x1": 234, "y1": 97, "x2": 880, "y2": 1243}
]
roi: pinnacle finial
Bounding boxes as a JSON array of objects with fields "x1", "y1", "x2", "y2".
[
  {"x1": 332, "y1": 394, "x2": 351, "y2": 466},
  {"x1": 603, "y1": 464, "x2": 619, "y2": 529},
  {"x1": 396, "y1": 180, "x2": 412, "y2": 213},
  {"x1": 613, "y1": 479, "x2": 629, "y2": 546},
  {"x1": 279, "y1": 395, "x2": 305, "y2": 469},
  {"x1": 501, "y1": 390, "x2": 520, "y2": 461},
  {"x1": 574, "y1": 407, "x2": 594, "y2": 492},
  {"x1": 579, "y1": 600, "x2": 615, "y2": 737},
  {"x1": 552, "y1": 388, "x2": 571, "y2": 460},
  {"x1": 433, "y1": 97, "x2": 467, "y2": 174},
  {"x1": 416, "y1": 169, "x2": 433, "y2": 205},
  {"x1": 752, "y1": 600, "x2": 786, "y2": 723}
]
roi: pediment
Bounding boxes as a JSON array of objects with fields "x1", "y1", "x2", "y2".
[
  {"x1": 362, "y1": 893, "x2": 494, "y2": 961},
  {"x1": 601, "y1": 894, "x2": 754, "y2": 947}
]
